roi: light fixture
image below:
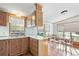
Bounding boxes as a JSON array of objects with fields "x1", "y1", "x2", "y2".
[
  {"x1": 13, "y1": 11, "x2": 24, "y2": 17},
  {"x1": 60, "y1": 10, "x2": 68, "y2": 14},
  {"x1": 10, "y1": 9, "x2": 24, "y2": 17},
  {"x1": 32, "y1": 15, "x2": 35, "y2": 20}
]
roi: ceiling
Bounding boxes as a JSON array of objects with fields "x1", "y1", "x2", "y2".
[
  {"x1": 0, "y1": 3, "x2": 79, "y2": 23},
  {"x1": 0, "y1": 3, "x2": 35, "y2": 16},
  {"x1": 56, "y1": 15, "x2": 79, "y2": 32},
  {"x1": 41, "y1": 3, "x2": 79, "y2": 23}
]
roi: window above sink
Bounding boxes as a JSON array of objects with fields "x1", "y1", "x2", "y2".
[{"x1": 9, "y1": 15, "x2": 25, "y2": 36}]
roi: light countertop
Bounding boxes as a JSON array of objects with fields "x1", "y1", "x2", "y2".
[
  {"x1": 0, "y1": 36, "x2": 27, "y2": 40},
  {"x1": 0, "y1": 35, "x2": 49, "y2": 40},
  {"x1": 28, "y1": 35, "x2": 49, "y2": 40}
]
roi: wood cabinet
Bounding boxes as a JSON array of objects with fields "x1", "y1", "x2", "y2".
[
  {"x1": 8, "y1": 38, "x2": 28, "y2": 56},
  {"x1": 35, "y1": 11, "x2": 43, "y2": 27},
  {"x1": 0, "y1": 37, "x2": 48, "y2": 56},
  {"x1": 21, "y1": 37, "x2": 28, "y2": 54},
  {"x1": 8, "y1": 39, "x2": 22, "y2": 56},
  {"x1": 30, "y1": 38, "x2": 38, "y2": 56},
  {"x1": 30, "y1": 37, "x2": 48, "y2": 56},
  {"x1": 29, "y1": 38, "x2": 33, "y2": 54},
  {"x1": 0, "y1": 40, "x2": 8, "y2": 56},
  {"x1": 0, "y1": 12, "x2": 8, "y2": 26},
  {"x1": 0, "y1": 37, "x2": 28, "y2": 56},
  {"x1": 39, "y1": 39, "x2": 48, "y2": 56},
  {"x1": 25, "y1": 3, "x2": 43, "y2": 27},
  {"x1": 35, "y1": 3, "x2": 43, "y2": 27},
  {"x1": 25, "y1": 16, "x2": 32, "y2": 27}
]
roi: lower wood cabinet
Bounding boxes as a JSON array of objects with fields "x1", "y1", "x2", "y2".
[
  {"x1": 30, "y1": 38, "x2": 38, "y2": 56},
  {"x1": 8, "y1": 38, "x2": 28, "y2": 56},
  {"x1": 21, "y1": 37, "x2": 28, "y2": 54},
  {"x1": 0, "y1": 37, "x2": 48, "y2": 56},
  {"x1": 30, "y1": 38, "x2": 48, "y2": 56},
  {"x1": 0, "y1": 40, "x2": 8, "y2": 56},
  {"x1": 39, "y1": 39, "x2": 48, "y2": 56},
  {"x1": 0, "y1": 37, "x2": 28, "y2": 56},
  {"x1": 8, "y1": 39, "x2": 22, "y2": 56}
]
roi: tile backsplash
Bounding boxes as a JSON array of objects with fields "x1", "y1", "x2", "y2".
[
  {"x1": 0, "y1": 26, "x2": 9, "y2": 36},
  {"x1": 25, "y1": 27, "x2": 37, "y2": 36}
]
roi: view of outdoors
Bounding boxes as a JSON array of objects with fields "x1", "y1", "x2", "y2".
[
  {"x1": 9, "y1": 16, "x2": 25, "y2": 36},
  {"x1": 58, "y1": 31, "x2": 79, "y2": 42},
  {"x1": 55, "y1": 31, "x2": 79, "y2": 55}
]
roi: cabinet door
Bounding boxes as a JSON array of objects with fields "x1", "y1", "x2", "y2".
[
  {"x1": 8, "y1": 39, "x2": 22, "y2": 56},
  {"x1": 16, "y1": 39, "x2": 22, "y2": 55},
  {"x1": 35, "y1": 3, "x2": 43, "y2": 27},
  {"x1": 35, "y1": 11, "x2": 43, "y2": 27},
  {"x1": 32, "y1": 39, "x2": 38, "y2": 56},
  {"x1": 35, "y1": 3, "x2": 42, "y2": 11},
  {"x1": 30, "y1": 38, "x2": 38, "y2": 56},
  {"x1": 8, "y1": 39, "x2": 17, "y2": 56},
  {"x1": 0, "y1": 40, "x2": 8, "y2": 56},
  {"x1": 39, "y1": 40, "x2": 48, "y2": 56},
  {"x1": 0, "y1": 12, "x2": 8, "y2": 26},
  {"x1": 21, "y1": 38, "x2": 28, "y2": 54},
  {"x1": 29, "y1": 38, "x2": 33, "y2": 53}
]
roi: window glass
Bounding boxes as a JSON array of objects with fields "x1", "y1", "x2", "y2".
[
  {"x1": 9, "y1": 16, "x2": 25, "y2": 36},
  {"x1": 58, "y1": 31, "x2": 64, "y2": 38},
  {"x1": 72, "y1": 32, "x2": 79, "y2": 42},
  {"x1": 64, "y1": 32, "x2": 71, "y2": 39}
]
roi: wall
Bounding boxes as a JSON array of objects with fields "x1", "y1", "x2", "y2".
[
  {"x1": 0, "y1": 26, "x2": 9, "y2": 36},
  {"x1": 44, "y1": 23, "x2": 53, "y2": 35},
  {"x1": 25, "y1": 27, "x2": 37, "y2": 36},
  {"x1": 53, "y1": 24, "x2": 58, "y2": 35},
  {"x1": 49, "y1": 23, "x2": 53, "y2": 35}
]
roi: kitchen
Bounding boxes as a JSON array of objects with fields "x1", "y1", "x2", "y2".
[
  {"x1": 1, "y1": 3, "x2": 79, "y2": 56},
  {"x1": 0, "y1": 3, "x2": 48, "y2": 56}
]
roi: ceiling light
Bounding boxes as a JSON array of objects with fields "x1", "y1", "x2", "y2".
[
  {"x1": 60, "y1": 10, "x2": 68, "y2": 14},
  {"x1": 32, "y1": 15, "x2": 35, "y2": 20},
  {"x1": 10, "y1": 9, "x2": 24, "y2": 17}
]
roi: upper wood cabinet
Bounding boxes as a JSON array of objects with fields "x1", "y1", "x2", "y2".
[
  {"x1": 0, "y1": 12, "x2": 8, "y2": 26},
  {"x1": 25, "y1": 16, "x2": 32, "y2": 27},
  {"x1": 35, "y1": 3, "x2": 42, "y2": 11},
  {"x1": 25, "y1": 15, "x2": 36, "y2": 28},
  {"x1": 35, "y1": 3, "x2": 43, "y2": 27}
]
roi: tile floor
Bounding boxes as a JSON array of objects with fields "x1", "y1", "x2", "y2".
[{"x1": 48, "y1": 41, "x2": 64, "y2": 56}]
